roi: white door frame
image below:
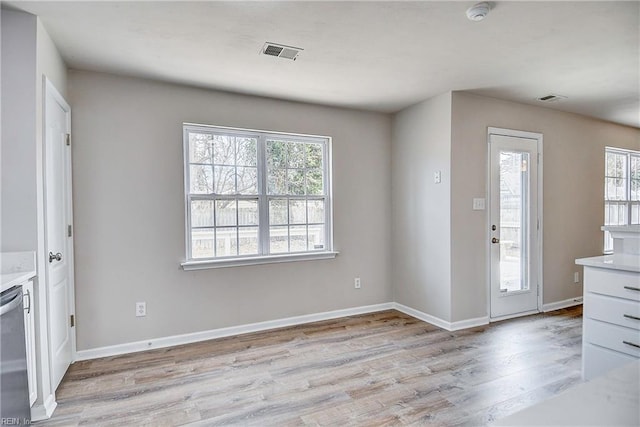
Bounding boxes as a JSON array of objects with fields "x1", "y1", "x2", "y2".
[
  {"x1": 42, "y1": 77, "x2": 76, "y2": 369},
  {"x1": 486, "y1": 127, "x2": 543, "y2": 321}
]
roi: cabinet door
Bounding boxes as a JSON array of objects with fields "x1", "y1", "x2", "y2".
[{"x1": 23, "y1": 280, "x2": 37, "y2": 406}]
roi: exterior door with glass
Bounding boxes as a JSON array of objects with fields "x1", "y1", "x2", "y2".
[{"x1": 489, "y1": 129, "x2": 541, "y2": 319}]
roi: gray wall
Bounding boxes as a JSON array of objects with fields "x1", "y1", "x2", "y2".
[
  {"x1": 391, "y1": 92, "x2": 452, "y2": 321},
  {"x1": 449, "y1": 91, "x2": 640, "y2": 321},
  {"x1": 0, "y1": 10, "x2": 67, "y2": 253},
  {"x1": 68, "y1": 70, "x2": 392, "y2": 350},
  {"x1": 1, "y1": 9, "x2": 37, "y2": 251}
]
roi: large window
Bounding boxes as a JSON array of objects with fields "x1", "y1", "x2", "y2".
[
  {"x1": 604, "y1": 147, "x2": 640, "y2": 252},
  {"x1": 182, "y1": 123, "x2": 334, "y2": 268}
]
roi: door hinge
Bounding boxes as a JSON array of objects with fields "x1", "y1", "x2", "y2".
[
  {"x1": 66, "y1": 133, "x2": 71, "y2": 146},
  {"x1": 68, "y1": 224, "x2": 73, "y2": 237},
  {"x1": 70, "y1": 314, "x2": 75, "y2": 327}
]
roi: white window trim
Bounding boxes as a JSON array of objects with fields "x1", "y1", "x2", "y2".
[
  {"x1": 181, "y1": 123, "x2": 336, "y2": 269},
  {"x1": 181, "y1": 251, "x2": 339, "y2": 270}
]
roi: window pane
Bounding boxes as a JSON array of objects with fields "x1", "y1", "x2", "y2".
[
  {"x1": 308, "y1": 200, "x2": 325, "y2": 224},
  {"x1": 237, "y1": 167, "x2": 258, "y2": 195},
  {"x1": 308, "y1": 224, "x2": 325, "y2": 250},
  {"x1": 306, "y1": 169, "x2": 324, "y2": 195},
  {"x1": 238, "y1": 200, "x2": 258, "y2": 226},
  {"x1": 213, "y1": 135, "x2": 236, "y2": 165},
  {"x1": 288, "y1": 143, "x2": 305, "y2": 168},
  {"x1": 632, "y1": 179, "x2": 640, "y2": 201},
  {"x1": 632, "y1": 203, "x2": 640, "y2": 224},
  {"x1": 605, "y1": 177, "x2": 626, "y2": 201},
  {"x1": 215, "y1": 200, "x2": 237, "y2": 226},
  {"x1": 267, "y1": 141, "x2": 286, "y2": 168},
  {"x1": 287, "y1": 169, "x2": 305, "y2": 195},
  {"x1": 289, "y1": 200, "x2": 306, "y2": 224},
  {"x1": 190, "y1": 165, "x2": 213, "y2": 194},
  {"x1": 239, "y1": 227, "x2": 259, "y2": 255},
  {"x1": 306, "y1": 143, "x2": 323, "y2": 168},
  {"x1": 269, "y1": 226, "x2": 288, "y2": 253},
  {"x1": 214, "y1": 166, "x2": 236, "y2": 194},
  {"x1": 237, "y1": 138, "x2": 257, "y2": 166},
  {"x1": 290, "y1": 225, "x2": 307, "y2": 252},
  {"x1": 191, "y1": 200, "x2": 214, "y2": 227},
  {"x1": 269, "y1": 199, "x2": 288, "y2": 225},
  {"x1": 607, "y1": 202, "x2": 628, "y2": 225},
  {"x1": 268, "y1": 168, "x2": 286, "y2": 195},
  {"x1": 189, "y1": 133, "x2": 213, "y2": 164},
  {"x1": 192, "y1": 228, "x2": 214, "y2": 259},
  {"x1": 216, "y1": 227, "x2": 237, "y2": 257}
]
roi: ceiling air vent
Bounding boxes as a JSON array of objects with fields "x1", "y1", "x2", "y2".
[
  {"x1": 262, "y1": 42, "x2": 303, "y2": 61},
  {"x1": 537, "y1": 94, "x2": 567, "y2": 102}
]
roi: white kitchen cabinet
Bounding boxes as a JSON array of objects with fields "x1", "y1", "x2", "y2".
[
  {"x1": 577, "y1": 225, "x2": 640, "y2": 380},
  {"x1": 22, "y1": 280, "x2": 37, "y2": 406}
]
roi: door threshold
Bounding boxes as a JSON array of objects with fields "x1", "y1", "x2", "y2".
[{"x1": 490, "y1": 309, "x2": 540, "y2": 323}]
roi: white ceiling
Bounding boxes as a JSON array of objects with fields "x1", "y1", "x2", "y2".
[{"x1": 8, "y1": 1, "x2": 640, "y2": 128}]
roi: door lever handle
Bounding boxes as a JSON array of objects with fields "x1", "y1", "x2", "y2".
[
  {"x1": 49, "y1": 251, "x2": 62, "y2": 263},
  {"x1": 491, "y1": 237, "x2": 500, "y2": 244}
]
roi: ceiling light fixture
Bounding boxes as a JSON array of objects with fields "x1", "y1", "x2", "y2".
[{"x1": 466, "y1": 2, "x2": 492, "y2": 21}]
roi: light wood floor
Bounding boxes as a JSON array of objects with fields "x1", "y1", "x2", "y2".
[{"x1": 37, "y1": 307, "x2": 583, "y2": 426}]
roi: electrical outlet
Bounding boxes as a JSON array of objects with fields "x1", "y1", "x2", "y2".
[
  {"x1": 574, "y1": 272, "x2": 580, "y2": 284},
  {"x1": 136, "y1": 302, "x2": 146, "y2": 317},
  {"x1": 354, "y1": 277, "x2": 361, "y2": 289}
]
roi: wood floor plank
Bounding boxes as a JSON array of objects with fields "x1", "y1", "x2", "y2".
[{"x1": 36, "y1": 307, "x2": 583, "y2": 426}]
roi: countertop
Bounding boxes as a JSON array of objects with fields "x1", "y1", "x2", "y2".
[
  {"x1": 1, "y1": 270, "x2": 36, "y2": 293},
  {"x1": 576, "y1": 254, "x2": 640, "y2": 273},
  {"x1": 493, "y1": 360, "x2": 640, "y2": 426},
  {"x1": 1, "y1": 251, "x2": 37, "y2": 293}
]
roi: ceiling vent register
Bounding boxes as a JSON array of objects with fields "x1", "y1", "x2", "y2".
[
  {"x1": 537, "y1": 94, "x2": 568, "y2": 102},
  {"x1": 262, "y1": 42, "x2": 303, "y2": 61}
]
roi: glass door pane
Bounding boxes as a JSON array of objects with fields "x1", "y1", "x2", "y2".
[{"x1": 499, "y1": 150, "x2": 529, "y2": 292}]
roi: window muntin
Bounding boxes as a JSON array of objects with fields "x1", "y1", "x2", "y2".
[
  {"x1": 184, "y1": 124, "x2": 331, "y2": 262},
  {"x1": 604, "y1": 147, "x2": 640, "y2": 252}
]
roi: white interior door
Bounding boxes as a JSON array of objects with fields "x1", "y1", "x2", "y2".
[
  {"x1": 44, "y1": 79, "x2": 74, "y2": 389},
  {"x1": 489, "y1": 129, "x2": 541, "y2": 319}
]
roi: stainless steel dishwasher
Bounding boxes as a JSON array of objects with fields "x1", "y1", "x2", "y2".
[{"x1": 0, "y1": 285, "x2": 30, "y2": 424}]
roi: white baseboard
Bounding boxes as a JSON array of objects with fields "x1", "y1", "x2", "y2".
[
  {"x1": 30, "y1": 393, "x2": 57, "y2": 421},
  {"x1": 450, "y1": 315, "x2": 490, "y2": 330},
  {"x1": 542, "y1": 297, "x2": 583, "y2": 312},
  {"x1": 393, "y1": 302, "x2": 451, "y2": 330},
  {"x1": 75, "y1": 302, "x2": 394, "y2": 361},
  {"x1": 77, "y1": 299, "x2": 554, "y2": 362},
  {"x1": 393, "y1": 303, "x2": 489, "y2": 331}
]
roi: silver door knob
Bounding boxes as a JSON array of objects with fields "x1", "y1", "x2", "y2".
[
  {"x1": 49, "y1": 252, "x2": 62, "y2": 262},
  {"x1": 491, "y1": 237, "x2": 500, "y2": 244}
]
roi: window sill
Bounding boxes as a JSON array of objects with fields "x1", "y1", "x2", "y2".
[{"x1": 181, "y1": 251, "x2": 339, "y2": 270}]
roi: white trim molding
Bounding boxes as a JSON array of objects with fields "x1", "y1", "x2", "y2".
[
  {"x1": 76, "y1": 301, "x2": 555, "y2": 362},
  {"x1": 542, "y1": 297, "x2": 583, "y2": 312},
  {"x1": 182, "y1": 251, "x2": 339, "y2": 270},
  {"x1": 393, "y1": 303, "x2": 489, "y2": 331},
  {"x1": 30, "y1": 394, "x2": 57, "y2": 422},
  {"x1": 76, "y1": 303, "x2": 394, "y2": 361}
]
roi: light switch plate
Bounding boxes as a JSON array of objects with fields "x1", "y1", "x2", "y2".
[{"x1": 472, "y1": 198, "x2": 485, "y2": 210}]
